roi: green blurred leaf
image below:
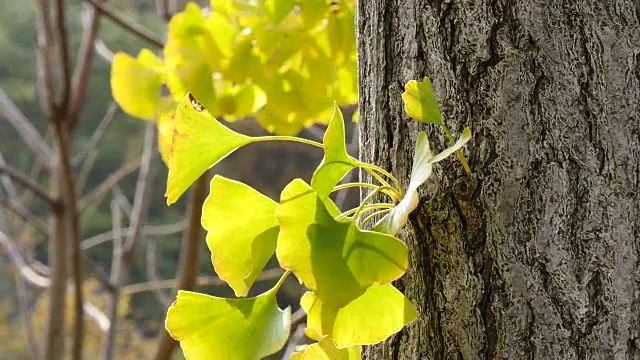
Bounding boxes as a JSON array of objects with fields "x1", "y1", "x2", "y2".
[
  {"x1": 276, "y1": 179, "x2": 407, "y2": 306},
  {"x1": 110, "y1": 51, "x2": 164, "y2": 119},
  {"x1": 402, "y1": 77, "x2": 443, "y2": 125},
  {"x1": 375, "y1": 128, "x2": 471, "y2": 235},
  {"x1": 291, "y1": 337, "x2": 361, "y2": 359},
  {"x1": 166, "y1": 284, "x2": 291, "y2": 359},
  {"x1": 165, "y1": 93, "x2": 254, "y2": 204},
  {"x1": 311, "y1": 105, "x2": 358, "y2": 199},
  {"x1": 301, "y1": 283, "x2": 417, "y2": 348},
  {"x1": 202, "y1": 175, "x2": 279, "y2": 297}
]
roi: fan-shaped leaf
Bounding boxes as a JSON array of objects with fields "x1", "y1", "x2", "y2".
[
  {"x1": 301, "y1": 283, "x2": 417, "y2": 348},
  {"x1": 402, "y1": 77, "x2": 443, "y2": 125},
  {"x1": 311, "y1": 105, "x2": 358, "y2": 199},
  {"x1": 165, "y1": 93, "x2": 254, "y2": 204},
  {"x1": 276, "y1": 179, "x2": 407, "y2": 306},
  {"x1": 291, "y1": 337, "x2": 361, "y2": 360},
  {"x1": 111, "y1": 50, "x2": 164, "y2": 119},
  {"x1": 202, "y1": 175, "x2": 279, "y2": 297},
  {"x1": 165, "y1": 283, "x2": 291, "y2": 359}
]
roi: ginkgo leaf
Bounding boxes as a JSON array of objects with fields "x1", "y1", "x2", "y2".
[
  {"x1": 374, "y1": 128, "x2": 471, "y2": 235},
  {"x1": 165, "y1": 93, "x2": 254, "y2": 204},
  {"x1": 300, "y1": 283, "x2": 417, "y2": 348},
  {"x1": 402, "y1": 77, "x2": 443, "y2": 125},
  {"x1": 276, "y1": 179, "x2": 408, "y2": 306},
  {"x1": 310, "y1": 105, "x2": 358, "y2": 199},
  {"x1": 165, "y1": 278, "x2": 291, "y2": 359},
  {"x1": 202, "y1": 175, "x2": 279, "y2": 297},
  {"x1": 291, "y1": 337, "x2": 361, "y2": 360},
  {"x1": 111, "y1": 50, "x2": 164, "y2": 119}
]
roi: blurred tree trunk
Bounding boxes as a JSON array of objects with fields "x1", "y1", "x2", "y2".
[{"x1": 357, "y1": 1, "x2": 640, "y2": 358}]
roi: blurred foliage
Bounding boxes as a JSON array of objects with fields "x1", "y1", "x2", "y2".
[{"x1": 111, "y1": 0, "x2": 357, "y2": 135}]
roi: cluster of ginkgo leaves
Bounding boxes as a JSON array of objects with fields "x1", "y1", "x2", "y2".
[
  {"x1": 161, "y1": 77, "x2": 471, "y2": 359},
  {"x1": 111, "y1": 0, "x2": 357, "y2": 138}
]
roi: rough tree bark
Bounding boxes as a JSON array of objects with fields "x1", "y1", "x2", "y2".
[{"x1": 357, "y1": 1, "x2": 640, "y2": 359}]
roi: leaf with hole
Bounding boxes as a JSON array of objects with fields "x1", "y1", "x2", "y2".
[{"x1": 165, "y1": 93, "x2": 253, "y2": 204}]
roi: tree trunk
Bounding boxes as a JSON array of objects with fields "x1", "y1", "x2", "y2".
[{"x1": 357, "y1": 1, "x2": 640, "y2": 359}]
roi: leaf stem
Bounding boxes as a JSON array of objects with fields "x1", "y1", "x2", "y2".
[
  {"x1": 358, "y1": 208, "x2": 392, "y2": 228},
  {"x1": 357, "y1": 161, "x2": 404, "y2": 195},
  {"x1": 272, "y1": 270, "x2": 292, "y2": 293},
  {"x1": 335, "y1": 203, "x2": 394, "y2": 221},
  {"x1": 441, "y1": 126, "x2": 471, "y2": 174},
  {"x1": 351, "y1": 186, "x2": 394, "y2": 221},
  {"x1": 331, "y1": 182, "x2": 379, "y2": 192},
  {"x1": 253, "y1": 136, "x2": 324, "y2": 148}
]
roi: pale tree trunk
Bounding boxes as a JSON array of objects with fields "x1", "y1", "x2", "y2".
[{"x1": 357, "y1": 1, "x2": 640, "y2": 359}]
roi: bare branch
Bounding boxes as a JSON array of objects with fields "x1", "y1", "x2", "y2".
[
  {"x1": 155, "y1": 0, "x2": 171, "y2": 22},
  {"x1": 74, "y1": 101, "x2": 118, "y2": 165},
  {"x1": 34, "y1": 0, "x2": 56, "y2": 119},
  {"x1": 0, "y1": 87, "x2": 52, "y2": 165},
  {"x1": 84, "y1": 302, "x2": 110, "y2": 333},
  {"x1": 0, "y1": 193, "x2": 48, "y2": 234},
  {"x1": 67, "y1": 2, "x2": 101, "y2": 130},
  {"x1": 81, "y1": 221, "x2": 185, "y2": 250},
  {"x1": 122, "y1": 268, "x2": 285, "y2": 296},
  {"x1": 0, "y1": 164, "x2": 59, "y2": 207},
  {"x1": 15, "y1": 274, "x2": 41, "y2": 360},
  {"x1": 94, "y1": 37, "x2": 114, "y2": 63},
  {"x1": 78, "y1": 158, "x2": 142, "y2": 210},
  {"x1": 54, "y1": 0, "x2": 72, "y2": 113},
  {"x1": 83, "y1": 0, "x2": 164, "y2": 48},
  {"x1": 101, "y1": 199, "x2": 123, "y2": 360},
  {"x1": 154, "y1": 172, "x2": 209, "y2": 360},
  {"x1": 0, "y1": 230, "x2": 50, "y2": 288},
  {"x1": 146, "y1": 241, "x2": 172, "y2": 306}
]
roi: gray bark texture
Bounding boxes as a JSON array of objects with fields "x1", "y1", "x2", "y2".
[{"x1": 357, "y1": 1, "x2": 640, "y2": 359}]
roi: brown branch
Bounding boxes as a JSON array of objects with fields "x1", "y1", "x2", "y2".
[
  {"x1": 0, "y1": 193, "x2": 48, "y2": 234},
  {"x1": 67, "y1": 2, "x2": 101, "y2": 130},
  {"x1": 34, "y1": 0, "x2": 55, "y2": 119},
  {"x1": 83, "y1": 0, "x2": 164, "y2": 48},
  {"x1": 0, "y1": 87, "x2": 52, "y2": 166},
  {"x1": 54, "y1": 0, "x2": 71, "y2": 115},
  {"x1": 154, "y1": 172, "x2": 209, "y2": 360},
  {"x1": 101, "y1": 198, "x2": 123, "y2": 360},
  {"x1": 0, "y1": 165, "x2": 59, "y2": 208},
  {"x1": 78, "y1": 158, "x2": 142, "y2": 210},
  {"x1": 81, "y1": 221, "x2": 185, "y2": 250}
]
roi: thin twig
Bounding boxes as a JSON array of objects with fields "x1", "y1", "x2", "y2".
[
  {"x1": 74, "y1": 101, "x2": 118, "y2": 165},
  {"x1": 0, "y1": 230, "x2": 50, "y2": 288},
  {"x1": 0, "y1": 193, "x2": 48, "y2": 234},
  {"x1": 146, "y1": 241, "x2": 172, "y2": 306},
  {"x1": 0, "y1": 165, "x2": 59, "y2": 207},
  {"x1": 67, "y1": 1, "x2": 101, "y2": 130},
  {"x1": 101, "y1": 198, "x2": 123, "y2": 360},
  {"x1": 83, "y1": 0, "x2": 164, "y2": 48},
  {"x1": 81, "y1": 221, "x2": 186, "y2": 250},
  {"x1": 78, "y1": 158, "x2": 142, "y2": 210},
  {"x1": 54, "y1": 0, "x2": 71, "y2": 114},
  {"x1": 94, "y1": 36, "x2": 115, "y2": 63},
  {"x1": 15, "y1": 273, "x2": 41, "y2": 360},
  {"x1": 34, "y1": 0, "x2": 55, "y2": 120},
  {"x1": 123, "y1": 268, "x2": 285, "y2": 296},
  {"x1": 0, "y1": 87, "x2": 52, "y2": 165}
]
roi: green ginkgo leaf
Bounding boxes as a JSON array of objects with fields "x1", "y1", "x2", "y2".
[
  {"x1": 202, "y1": 175, "x2": 279, "y2": 297},
  {"x1": 165, "y1": 277, "x2": 291, "y2": 359},
  {"x1": 375, "y1": 128, "x2": 471, "y2": 235},
  {"x1": 291, "y1": 337, "x2": 361, "y2": 360},
  {"x1": 402, "y1": 77, "x2": 443, "y2": 125},
  {"x1": 300, "y1": 283, "x2": 417, "y2": 348},
  {"x1": 310, "y1": 105, "x2": 358, "y2": 199},
  {"x1": 110, "y1": 50, "x2": 164, "y2": 119},
  {"x1": 276, "y1": 179, "x2": 407, "y2": 306},
  {"x1": 165, "y1": 93, "x2": 254, "y2": 204}
]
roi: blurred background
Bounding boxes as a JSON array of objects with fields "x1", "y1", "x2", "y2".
[{"x1": 0, "y1": 0, "x2": 357, "y2": 358}]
